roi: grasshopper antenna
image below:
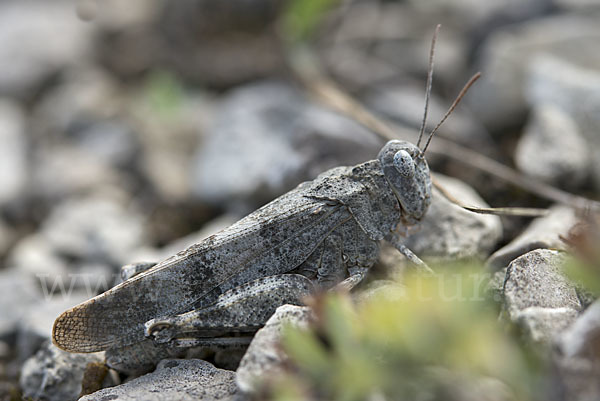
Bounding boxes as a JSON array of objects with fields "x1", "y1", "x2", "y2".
[
  {"x1": 421, "y1": 72, "x2": 481, "y2": 155},
  {"x1": 416, "y1": 24, "x2": 440, "y2": 149}
]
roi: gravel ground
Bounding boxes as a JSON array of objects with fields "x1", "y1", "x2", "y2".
[{"x1": 1, "y1": 1, "x2": 599, "y2": 400}]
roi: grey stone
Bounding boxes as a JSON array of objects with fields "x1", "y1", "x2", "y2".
[
  {"x1": 41, "y1": 195, "x2": 146, "y2": 266},
  {"x1": 0, "y1": 99, "x2": 27, "y2": 207},
  {"x1": 0, "y1": 0, "x2": 93, "y2": 100},
  {"x1": 467, "y1": 15, "x2": 600, "y2": 131},
  {"x1": 401, "y1": 174, "x2": 503, "y2": 260},
  {"x1": 20, "y1": 340, "x2": 104, "y2": 401},
  {"x1": 31, "y1": 66, "x2": 206, "y2": 204},
  {"x1": 503, "y1": 249, "x2": 581, "y2": 342},
  {"x1": 236, "y1": 304, "x2": 314, "y2": 394},
  {"x1": 526, "y1": 56, "x2": 600, "y2": 190},
  {"x1": 30, "y1": 68, "x2": 141, "y2": 201},
  {"x1": 131, "y1": 88, "x2": 213, "y2": 203},
  {"x1": 375, "y1": 242, "x2": 410, "y2": 279},
  {"x1": 527, "y1": 55, "x2": 600, "y2": 120},
  {"x1": 214, "y1": 349, "x2": 247, "y2": 371},
  {"x1": 365, "y1": 81, "x2": 494, "y2": 150},
  {"x1": 192, "y1": 80, "x2": 381, "y2": 210},
  {"x1": 69, "y1": 120, "x2": 139, "y2": 168},
  {"x1": 515, "y1": 104, "x2": 590, "y2": 188},
  {"x1": 81, "y1": 359, "x2": 237, "y2": 401},
  {"x1": 31, "y1": 68, "x2": 121, "y2": 145},
  {"x1": 504, "y1": 249, "x2": 581, "y2": 312},
  {"x1": 9, "y1": 234, "x2": 72, "y2": 287},
  {"x1": 487, "y1": 205, "x2": 578, "y2": 270},
  {"x1": 355, "y1": 280, "x2": 406, "y2": 304},
  {"x1": 554, "y1": 0, "x2": 600, "y2": 10},
  {"x1": 31, "y1": 146, "x2": 125, "y2": 202},
  {"x1": 0, "y1": 217, "x2": 15, "y2": 259},
  {"x1": 83, "y1": 0, "x2": 161, "y2": 78},
  {"x1": 0, "y1": 341, "x2": 9, "y2": 359},
  {"x1": 0, "y1": 268, "x2": 40, "y2": 342},
  {"x1": 512, "y1": 307, "x2": 579, "y2": 343},
  {"x1": 158, "y1": 0, "x2": 283, "y2": 88},
  {"x1": 555, "y1": 356, "x2": 600, "y2": 401},
  {"x1": 487, "y1": 267, "x2": 508, "y2": 303},
  {"x1": 321, "y1": 2, "x2": 468, "y2": 88},
  {"x1": 404, "y1": 0, "x2": 550, "y2": 31},
  {"x1": 560, "y1": 300, "x2": 600, "y2": 359},
  {"x1": 105, "y1": 339, "x2": 186, "y2": 376},
  {"x1": 9, "y1": 194, "x2": 147, "y2": 291},
  {"x1": 83, "y1": 0, "x2": 158, "y2": 31}
]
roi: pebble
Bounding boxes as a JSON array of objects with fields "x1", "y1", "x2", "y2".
[
  {"x1": 236, "y1": 304, "x2": 315, "y2": 394},
  {"x1": 467, "y1": 15, "x2": 600, "y2": 131},
  {"x1": 322, "y1": 2, "x2": 468, "y2": 88},
  {"x1": 355, "y1": 280, "x2": 406, "y2": 304},
  {"x1": 0, "y1": 99, "x2": 27, "y2": 207},
  {"x1": 8, "y1": 195, "x2": 147, "y2": 295},
  {"x1": 130, "y1": 86, "x2": 211, "y2": 203},
  {"x1": 40, "y1": 195, "x2": 146, "y2": 267},
  {"x1": 158, "y1": 0, "x2": 283, "y2": 88},
  {"x1": 0, "y1": 3, "x2": 598, "y2": 401},
  {"x1": 20, "y1": 340, "x2": 104, "y2": 401},
  {"x1": 29, "y1": 67, "x2": 141, "y2": 202},
  {"x1": 0, "y1": 268, "x2": 40, "y2": 342},
  {"x1": 511, "y1": 307, "x2": 579, "y2": 344},
  {"x1": 554, "y1": 0, "x2": 600, "y2": 9},
  {"x1": 0, "y1": 0, "x2": 92, "y2": 100},
  {"x1": 515, "y1": 103, "x2": 589, "y2": 188},
  {"x1": 81, "y1": 359, "x2": 237, "y2": 401},
  {"x1": 8, "y1": 234, "x2": 72, "y2": 288},
  {"x1": 555, "y1": 356, "x2": 600, "y2": 401},
  {"x1": 30, "y1": 147, "x2": 125, "y2": 202},
  {"x1": 365, "y1": 81, "x2": 494, "y2": 151},
  {"x1": 192, "y1": 80, "x2": 381, "y2": 211},
  {"x1": 560, "y1": 299, "x2": 600, "y2": 359},
  {"x1": 404, "y1": 0, "x2": 550, "y2": 31},
  {"x1": 502, "y1": 249, "x2": 581, "y2": 343},
  {"x1": 0, "y1": 217, "x2": 15, "y2": 259},
  {"x1": 487, "y1": 205, "x2": 579, "y2": 270},
  {"x1": 526, "y1": 55, "x2": 600, "y2": 190},
  {"x1": 105, "y1": 340, "x2": 186, "y2": 376}
]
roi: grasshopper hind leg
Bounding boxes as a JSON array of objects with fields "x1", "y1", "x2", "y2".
[
  {"x1": 294, "y1": 233, "x2": 348, "y2": 289},
  {"x1": 145, "y1": 274, "x2": 314, "y2": 347},
  {"x1": 295, "y1": 229, "x2": 373, "y2": 290},
  {"x1": 105, "y1": 338, "x2": 185, "y2": 375}
]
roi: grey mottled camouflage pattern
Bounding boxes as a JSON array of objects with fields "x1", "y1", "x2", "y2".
[{"x1": 52, "y1": 140, "x2": 432, "y2": 362}]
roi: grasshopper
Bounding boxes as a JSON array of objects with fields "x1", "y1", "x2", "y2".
[{"x1": 52, "y1": 26, "x2": 478, "y2": 370}]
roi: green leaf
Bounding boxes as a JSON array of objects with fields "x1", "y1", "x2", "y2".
[{"x1": 282, "y1": 0, "x2": 340, "y2": 43}]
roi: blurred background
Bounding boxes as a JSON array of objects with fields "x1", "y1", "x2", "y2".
[{"x1": 0, "y1": 0, "x2": 599, "y2": 398}]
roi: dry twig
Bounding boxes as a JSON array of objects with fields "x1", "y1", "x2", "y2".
[{"x1": 289, "y1": 47, "x2": 600, "y2": 214}]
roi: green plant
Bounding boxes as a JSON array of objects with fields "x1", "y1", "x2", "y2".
[
  {"x1": 271, "y1": 269, "x2": 545, "y2": 401},
  {"x1": 282, "y1": 0, "x2": 340, "y2": 43},
  {"x1": 143, "y1": 70, "x2": 184, "y2": 120}
]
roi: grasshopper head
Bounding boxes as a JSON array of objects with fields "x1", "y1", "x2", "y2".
[{"x1": 378, "y1": 140, "x2": 432, "y2": 226}]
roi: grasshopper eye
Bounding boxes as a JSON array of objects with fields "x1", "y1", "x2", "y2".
[{"x1": 393, "y1": 150, "x2": 416, "y2": 177}]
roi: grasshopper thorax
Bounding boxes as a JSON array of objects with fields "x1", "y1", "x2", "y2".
[{"x1": 378, "y1": 140, "x2": 432, "y2": 226}]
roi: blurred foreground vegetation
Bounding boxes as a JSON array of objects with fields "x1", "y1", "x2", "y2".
[
  {"x1": 266, "y1": 268, "x2": 547, "y2": 401},
  {"x1": 562, "y1": 214, "x2": 600, "y2": 297}
]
